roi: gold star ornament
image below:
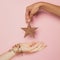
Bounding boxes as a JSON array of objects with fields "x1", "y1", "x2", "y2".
[{"x1": 21, "y1": 24, "x2": 37, "y2": 38}]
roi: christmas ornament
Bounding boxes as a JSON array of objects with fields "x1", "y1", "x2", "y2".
[
  {"x1": 21, "y1": 23, "x2": 37, "y2": 38},
  {"x1": 21, "y1": 17, "x2": 37, "y2": 38}
]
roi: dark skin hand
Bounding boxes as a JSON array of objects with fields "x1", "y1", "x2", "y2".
[{"x1": 25, "y1": 2, "x2": 60, "y2": 23}]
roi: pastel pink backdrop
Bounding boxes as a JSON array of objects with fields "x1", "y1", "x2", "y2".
[{"x1": 0, "y1": 0, "x2": 60, "y2": 60}]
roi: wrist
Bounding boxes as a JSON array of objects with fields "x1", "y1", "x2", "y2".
[
  {"x1": 8, "y1": 49, "x2": 16, "y2": 56},
  {"x1": 35, "y1": 2, "x2": 47, "y2": 10},
  {"x1": 37, "y1": 2, "x2": 45, "y2": 7},
  {"x1": 11, "y1": 44, "x2": 23, "y2": 55}
]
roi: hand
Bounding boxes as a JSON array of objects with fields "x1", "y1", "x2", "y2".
[
  {"x1": 20, "y1": 41, "x2": 46, "y2": 53},
  {"x1": 25, "y1": 2, "x2": 44, "y2": 23},
  {"x1": 12, "y1": 41, "x2": 47, "y2": 54}
]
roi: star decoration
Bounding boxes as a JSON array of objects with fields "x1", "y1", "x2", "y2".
[{"x1": 21, "y1": 24, "x2": 37, "y2": 38}]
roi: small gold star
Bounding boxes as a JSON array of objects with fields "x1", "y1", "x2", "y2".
[{"x1": 21, "y1": 24, "x2": 37, "y2": 38}]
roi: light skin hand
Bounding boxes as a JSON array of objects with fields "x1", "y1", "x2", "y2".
[
  {"x1": 0, "y1": 42, "x2": 46, "y2": 60},
  {"x1": 19, "y1": 41, "x2": 46, "y2": 53},
  {"x1": 12, "y1": 42, "x2": 46, "y2": 54}
]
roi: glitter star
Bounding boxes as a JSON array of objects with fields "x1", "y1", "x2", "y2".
[{"x1": 21, "y1": 24, "x2": 37, "y2": 38}]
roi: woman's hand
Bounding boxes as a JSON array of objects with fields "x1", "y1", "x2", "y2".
[
  {"x1": 0, "y1": 42, "x2": 46, "y2": 60},
  {"x1": 26, "y1": 2, "x2": 60, "y2": 22},
  {"x1": 20, "y1": 41, "x2": 46, "y2": 53},
  {"x1": 25, "y1": 2, "x2": 44, "y2": 23},
  {"x1": 12, "y1": 41, "x2": 46, "y2": 54}
]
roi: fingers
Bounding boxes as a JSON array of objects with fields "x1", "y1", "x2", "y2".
[
  {"x1": 25, "y1": 6, "x2": 40, "y2": 23},
  {"x1": 22, "y1": 42, "x2": 47, "y2": 53},
  {"x1": 24, "y1": 41, "x2": 37, "y2": 47},
  {"x1": 30, "y1": 7, "x2": 39, "y2": 18},
  {"x1": 25, "y1": 8, "x2": 31, "y2": 23},
  {"x1": 12, "y1": 42, "x2": 47, "y2": 54},
  {"x1": 29, "y1": 42, "x2": 41, "y2": 50},
  {"x1": 31, "y1": 42, "x2": 47, "y2": 53},
  {"x1": 21, "y1": 42, "x2": 46, "y2": 51},
  {"x1": 19, "y1": 42, "x2": 39, "y2": 53},
  {"x1": 29, "y1": 42, "x2": 37, "y2": 47},
  {"x1": 21, "y1": 41, "x2": 37, "y2": 47}
]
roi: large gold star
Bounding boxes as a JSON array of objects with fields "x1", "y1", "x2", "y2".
[{"x1": 21, "y1": 24, "x2": 37, "y2": 38}]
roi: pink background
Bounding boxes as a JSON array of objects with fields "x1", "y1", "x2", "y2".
[{"x1": 0, "y1": 0, "x2": 60, "y2": 60}]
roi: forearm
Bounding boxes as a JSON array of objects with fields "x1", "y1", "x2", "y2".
[
  {"x1": 0, "y1": 44, "x2": 22, "y2": 60},
  {"x1": 39, "y1": 2, "x2": 60, "y2": 16},
  {"x1": 0, "y1": 50, "x2": 15, "y2": 60}
]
